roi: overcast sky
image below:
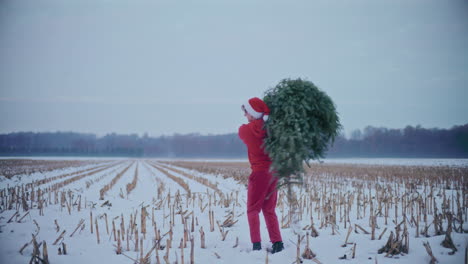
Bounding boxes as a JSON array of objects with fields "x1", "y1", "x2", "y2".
[{"x1": 1, "y1": 0, "x2": 467, "y2": 137}]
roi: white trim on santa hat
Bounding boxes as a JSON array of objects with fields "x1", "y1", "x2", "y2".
[{"x1": 243, "y1": 100, "x2": 263, "y2": 119}]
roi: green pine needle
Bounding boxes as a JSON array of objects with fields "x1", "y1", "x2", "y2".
[{"x1": 264, "y1": 78, "x2": 342, "y2": 182}]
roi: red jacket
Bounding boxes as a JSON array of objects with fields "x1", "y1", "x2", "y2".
[{"x1": 238, "y1": 119, "x2": 272, "y2": 172}]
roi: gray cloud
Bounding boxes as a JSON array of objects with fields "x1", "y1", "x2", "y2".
[{"x1": 1, "y1": 0, "x2": 467, "y2": 136}]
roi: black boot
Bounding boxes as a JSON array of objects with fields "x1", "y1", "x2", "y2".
[
  {"x1": 252, "y1": 242, "x2": 261, "y2": 251},
  {"x1": 271, "y1": 241, "x2": 284, "y2": 254}
]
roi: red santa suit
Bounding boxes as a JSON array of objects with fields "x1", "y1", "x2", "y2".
[{"x1": 238, "y1": 98, "x2": 282, "y2": 244}]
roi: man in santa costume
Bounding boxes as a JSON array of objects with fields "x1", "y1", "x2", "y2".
[{"x1": 239, "y1": 97, "x2": 284, "y2": 253}]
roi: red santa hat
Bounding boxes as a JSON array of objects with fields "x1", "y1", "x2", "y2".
[{"x1": 242, "y1": 97, "x2": 270, "y2": 121}]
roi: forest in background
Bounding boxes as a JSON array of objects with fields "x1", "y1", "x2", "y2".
[{"x1": 0, "y1": 124, "x2": 467, "y2": 158}]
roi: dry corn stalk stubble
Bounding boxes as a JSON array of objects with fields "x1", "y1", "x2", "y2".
[
  {"x1": 1, "y1": 159, "x2": 467, "y2": 264},
  {"x1": 171, "y1": 160, "x2": 467, "y2": 261}
]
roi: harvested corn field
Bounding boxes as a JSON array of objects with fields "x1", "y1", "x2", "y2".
[{"x1": 0, "y1": 158, "x2": 467, "y2": 264}]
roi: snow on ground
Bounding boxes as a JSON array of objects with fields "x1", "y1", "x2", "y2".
[
  {"x1": 159, "y1": 157, "x2": 468, "y2": 167},
  {"x1": 0, "y1": 160, "x2": 115, "y2": 186},
  {"x1": 0, "y1": 157, "x2": 130, "y2": 161},
  {"x1": 0, "y1": 158, "x2": 467, "y2": 264},
  {"x1": 155, "y1": 162, "x2": 242, "y2": 194},
  {"x1": 317, "y1": 158, "x2": 468, "y2": 167}
]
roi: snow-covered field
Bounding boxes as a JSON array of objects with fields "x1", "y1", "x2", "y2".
[
  {"x1": 0, "y1": 158, "x2": 467, "y2": 264},
  {"x1": 134, "y1": 157, "x2": 468, "y2": 167},
  {"x1": 3, "y1": 157, "x2": 468, "y2": 167},
  {"x1": 318, "y1": 158, "x2": 468, "y2": 167}
]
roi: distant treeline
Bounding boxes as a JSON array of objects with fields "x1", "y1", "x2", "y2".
[
  {"x1": 0, "y1": 124, "x2": 467, "y2": 158},
  {"x1": 328, "y1": 124, "x2": 468, "y2": 158}
]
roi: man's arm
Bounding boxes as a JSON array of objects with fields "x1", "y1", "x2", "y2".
[{"x1": 238, "y1": 124, "x2": 253, "y2": 146}]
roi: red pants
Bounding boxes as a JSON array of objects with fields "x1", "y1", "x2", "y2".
[{"x1": 247, "y1": 170, "x2": 282, "y2": 243}]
